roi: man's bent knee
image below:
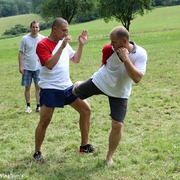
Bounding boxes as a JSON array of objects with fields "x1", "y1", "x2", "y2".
[{"x1": 72, "y1": 81, "x2": 83, "y2": 96}]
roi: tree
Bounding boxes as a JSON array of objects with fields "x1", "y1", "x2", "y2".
[
  {"x1": 75, "y1": 0, "x2": 99, "y2": 23},
  {"x1": 0, "y1": 0, "x2": 18, "y2": 17},
  {"x1": 15, "y1": 0, "x2": 32, "y2": 14},
  {"x1": 98, "y1": 0, "x2": 153, "y2": 31},
  {"x1": 39, "y1": 0, "x2": 95, "y2": 24},
  {"x1": 31, "y1": 0, "x2": 43, "y2": 13},
  {"x1": 0, "y1": 0, "x2": 32, "y2": 17}
]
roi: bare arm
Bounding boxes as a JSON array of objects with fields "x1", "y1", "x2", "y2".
[
  {"x1": 116, "y1": 47, "x2": 143, "y2": 83},
  {"x1": 18, "y1": 51, "x2": 24, "y2": 74},
  {"x1": 71, "y1": 30, "x2": 88, "y2": 63}
]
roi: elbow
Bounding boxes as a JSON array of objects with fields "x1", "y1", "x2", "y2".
[
  {"x1": 48, "y1": 67, "x2": 53, "y2": 70},
  {"x1": 134, "y1": 79, "x2": 141, "y2": 84},
  {"x1": 75, "y1": 61, "x2": 80, "y2": 64},
  {"x1": 44, "y1": 64, "x2": 54, "y2": 70},
  {"x1": 72, "y1": 57, "x2": 80, "y2": 64},
  {"x1": 44, "y1": 62, "x2": 54, "y2": 70},
  {"x1": 133, "y1": 75, "x2": 143, "y2": 84}
]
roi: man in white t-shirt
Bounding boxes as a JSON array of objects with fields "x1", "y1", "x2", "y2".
[
  {"x1": 18, "y1": 21, "x2": 44, "y2": 113},
  {"x1": 73, "y1": 26, "x2": 148, "y2": 165}
]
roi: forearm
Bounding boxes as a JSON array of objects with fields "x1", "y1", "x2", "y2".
[
  {"x1": 44, "y1": 47, "x2": 64, "y2": 70},
  {"x1": 123, "y1": 59, "x2": 143, "y2": 83},
  {"x1": 72, "y1": 44, "x2": 84, "y2": 64},
  {"x1": 18, "y1": 52, "x2": 23, "y2": 72},
  {"x1": 116, "y1": 47, "x2": 143, "y2": 83}
]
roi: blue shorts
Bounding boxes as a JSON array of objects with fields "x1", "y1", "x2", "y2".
[
  {"x1": 21, "y1": 69, "x2": 40, "y2": 86},
  {"x1": 40, "y1": 86, "x2": 78, "y2": 108},
  {"x1": 75, "y1": 78, "x2": 128, "y2": 122}
]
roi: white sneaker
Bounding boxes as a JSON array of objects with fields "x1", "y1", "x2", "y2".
[
  {"x1": 25, "y1": 106, "x2": 32, "y2": 113},
  {"x1": 36, "y1": 107, "x2": 41, "y2": 113}
]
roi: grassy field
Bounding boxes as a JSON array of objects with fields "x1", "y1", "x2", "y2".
[{"x1": 0, "y1": 6, "x2": 180, "y2": 180}]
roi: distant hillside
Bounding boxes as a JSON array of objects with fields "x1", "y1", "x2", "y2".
[
  {"x1": 0, "y1": 14, "x2": 44, "y2": 36},
  {"x1": 0, "y1": 6, "x2": 179, "y2": 37}
]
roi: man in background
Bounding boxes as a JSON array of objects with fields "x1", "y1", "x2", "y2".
[{"x1": 18, "y1": 21, "x2": 44, "y2": 113}]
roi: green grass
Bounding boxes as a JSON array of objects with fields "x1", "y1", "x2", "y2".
[{"x1": 0, "y1": 5, "x2": 180, "y2": 180}]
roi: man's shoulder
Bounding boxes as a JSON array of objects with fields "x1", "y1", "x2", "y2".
[
  {"x1": 21, "y1": 33, "x2": 30, "y2": 40},
  {"x1": 102, "y1": 44, "x2": 114, "y2": 65},
  {"x1": 38, "y1": 37, "x2": 49, "y2": 45},
  {"x1": 37, "y1": 38, "x2": 57, "y2": 53},
  {"x1": 38, "y1": 34, "x2": 45, "y2": 39},
  {"x1": 103, "y1": 44, "x2": 113, "y2": 51},
  {"x1": 131, "y1": 41, "x2": 146, "y2": 53}
]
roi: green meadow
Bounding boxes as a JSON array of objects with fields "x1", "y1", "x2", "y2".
[{"x1": 0, "y1": 5, "x2": 180, "y2": 180}]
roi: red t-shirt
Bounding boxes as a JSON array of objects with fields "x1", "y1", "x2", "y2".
[
  {"x1": 101, "y1": 44, "x2": 114, "y2": 65},
  {"x1": 36, "y1": 38, "x2": 58, "y2": 66}
]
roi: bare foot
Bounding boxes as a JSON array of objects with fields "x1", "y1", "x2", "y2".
[{"x1": 106, "y1": 157, "x2": 114, "y2": 166}]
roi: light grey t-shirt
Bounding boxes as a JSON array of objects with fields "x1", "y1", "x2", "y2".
[{"x1": 19, "y1": 33, "x2": 44, "y2": 71}]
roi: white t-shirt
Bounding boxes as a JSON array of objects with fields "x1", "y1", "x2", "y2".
[
  {"x1": 92, "y1": 42, "x2": 147, "y2": 98},
  {"x1": 19, "y1": 34, "x2": 44, "y2": 71},
  {"x1": 38, "y1": 40, "x2": 75, "y2": 90}
]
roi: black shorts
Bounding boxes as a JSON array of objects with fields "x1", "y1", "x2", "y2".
[{"x1": 75, "y1": 78, "x2": 128, "y2": 122}]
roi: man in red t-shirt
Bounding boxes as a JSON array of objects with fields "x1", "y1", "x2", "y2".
[{"x1": 33, "y1": 18, "x2": 95, "y2": 163}]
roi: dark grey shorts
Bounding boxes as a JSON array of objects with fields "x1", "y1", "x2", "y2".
[{"x1": 74, "y1": 78, "x2": 128, "y2": 122}]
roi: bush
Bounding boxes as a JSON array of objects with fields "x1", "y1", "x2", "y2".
[
  {"x1": 3, "y1": 22, "x2": 51, "y2": 38},
  {"x1": 40, "y1": 21, "x2": 51, "y2": 30},
  {"x1": 75, "y1": 12, "x2": 99, "y2": 23},
  {"x1": 3, "y1": 24, "x2": 29, "y2": 36}
]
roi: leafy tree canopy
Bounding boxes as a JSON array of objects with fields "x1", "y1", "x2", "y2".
[
  {"x1": 39, "y1": 0, "x2": 95, "y2": 24},
  {"x1": 99, "y1": 0, "x2": 154, "y2": 31}
]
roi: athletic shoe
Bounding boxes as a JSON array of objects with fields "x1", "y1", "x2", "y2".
[
  {"x1": 33, "y1": 151, "x2": 45, "y2": 163},
  {"x1": 36, "y1": 107, "x2": 40, "y2": 113},
  {"x1": 79, "y1": 144, "x2": 95, "y2": 153},
  {"x1": 25, "y1": 106, "x2": 32, "y2": 113}
]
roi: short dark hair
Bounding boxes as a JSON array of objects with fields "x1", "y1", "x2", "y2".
[
  {"x1": 51, "y1": 17, "x2": 68, "y2": 29},
  {"x1": 30, "y1": 21, "x2": 39, "y2": 28}
]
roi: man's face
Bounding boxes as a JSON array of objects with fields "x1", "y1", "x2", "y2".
[
  {"x1": 55, "y1": 23, "x2": 69, "y2": 40},
  {"x1": 30, "y1": 23, "x2": 39, "y2": 34},
  {"x1": 110, "y1": 32, "x2": 124, "y2": 50}
]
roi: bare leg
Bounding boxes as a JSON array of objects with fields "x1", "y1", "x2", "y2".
[
  {"x1": 70, "y1": 98, "x2": 91, "y2": 146},
  {"x1": 35, "y1": 105, "x2": 54, "y2": 152},
  {"x1": 35, "y1": 85, "x2": 40, "y2": 105},
  {"x1": 106, "y1": 120, "x2": 123, "y2": 165},
  {"x1": 25, "y1": 85, "x2": 31, "y2": 104}
]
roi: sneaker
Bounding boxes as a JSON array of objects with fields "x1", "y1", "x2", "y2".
[
  {"x1": 25, "y1": 106, "x2": 32, "y2": 113},
  {"x1": 33, "y1": 151, "x2": 45, "y2": 163},
  {"x1": 79, "y1": 144, "x2": 95, "y2": 153},
  {"x1": 36, "y1": 107, "x2": 40, "y2": 113}
]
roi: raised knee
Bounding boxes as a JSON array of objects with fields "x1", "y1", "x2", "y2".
[{"x1": 73, "y1": 81, "x2": 83, "y2": 95}]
